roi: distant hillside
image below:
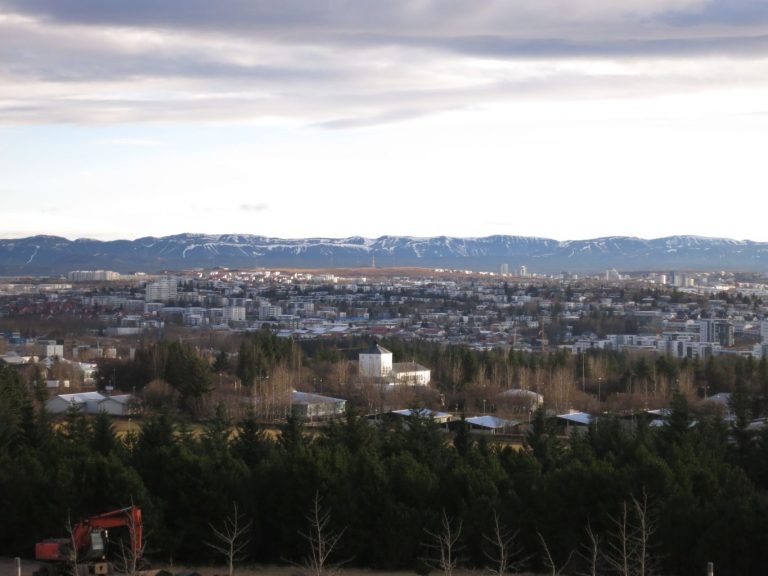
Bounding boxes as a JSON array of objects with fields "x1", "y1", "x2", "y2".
[{"x1": 0, "y1": 234, "x2": 767, "y2": 275}]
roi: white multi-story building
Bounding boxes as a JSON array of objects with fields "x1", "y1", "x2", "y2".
[
  {"x1": 699, "y1": 319, "x2": 734, "y2": 347},
  {"x1": 223, "y1": 306, "x2": 246, "y2": 322},
  {"x1": 359, "y1": 344, "x2": 393, "y2": 379},
  {"x1": 358, "y1": 344, "x2": 431, "y2": 386},
  {"x1": 145, "y1": 277, "x2": 178, "y2": 302},
  {"x1": 38, "y1": 339, "x2": 64, "y2": 358},
  {"x1": 67, "y1": 270, "x2": 121, "y2": 282},
  {"x1": 259, "y1": 304, "x2": 282, "y2": 320}
]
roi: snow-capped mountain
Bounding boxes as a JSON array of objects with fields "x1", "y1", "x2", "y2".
[{"x1": 0, "y1": 234, "x2": 766, "y2": 275}]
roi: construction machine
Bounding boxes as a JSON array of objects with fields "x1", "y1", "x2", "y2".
[{"x1": 34, "y1": 506, "x2": 144, "y2": 576}]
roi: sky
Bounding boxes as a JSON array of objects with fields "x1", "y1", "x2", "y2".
[{"x1": 2, "y1": 0, "x2": 768, "y2": 242}]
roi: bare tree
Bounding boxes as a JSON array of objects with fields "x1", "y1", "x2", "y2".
[
  {"x1": 298, "y1": 492, "x2": 346, "y2": 576},
  {"x1": 205, "y1": 502, "x2": 253, "y2": 576},
  {"x1": 483, "y1": 511, "x2": 528, "y2": 576},
  {"x1": 604, "y1": 491, "x2": 658, "y2": 576},
  {"x1": 577, "y1": 522, "x2": 602, "y2": 576},
  {"x1": 422, "y1": 510, "x2": 463, "y2": 576},
  {"x1": 537, "y1": 532, "x2": 573, "y2": 576},
  {"x1": 65, "y1": 512, "x2": 81, "y2": 576},
  {"x1": 115, "y1": 511, "x2": 149, "y2": 576}
]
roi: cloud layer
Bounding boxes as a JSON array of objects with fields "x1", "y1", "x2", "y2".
[{"x1": 2, "y1": 1, "x2": 768, "y2": 126}]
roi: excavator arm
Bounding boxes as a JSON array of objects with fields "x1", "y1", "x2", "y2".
[
  {"x1": 35, "y1": 506, "x2": 143, "y2": 566},
  {"x1": 74, "y1": 507, "x2": 143, "y2": 558}
]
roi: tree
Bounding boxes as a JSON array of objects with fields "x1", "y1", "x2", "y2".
[
  {"x1": 213, "y1": 350, "x2": 230, "y2": 373},
  {"x1": 537, "y1": 532, "x2": 572, "y2": 576},
  {"x1": 205, "y1": 502, "x2": 252, "y2": 576},
  {"x1": 604, "y1": 492, "x2": 658, "y2": 576},
  {"x1": 578, "y1": 523, "x2": 602, "y2": 576},
  {"x1": 483, "y1": 511, "x2": 527, "y2": 576},
  {"x1": 422, "y1": 510, "x2": 463, "y2": 576},
  {"x1": 298, "y1": 492, "x2": 346, "y2": 576},
  {"x1": 115, "y1": 506, "x2": 149, "y2": 576},
  {"x1": 163, "y1": 342, "x2": 212, "y2": 416}
]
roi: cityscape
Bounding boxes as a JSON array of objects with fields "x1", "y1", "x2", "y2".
[{"x1": 3, "y1": 0, "x2": 768, "y2": 575}]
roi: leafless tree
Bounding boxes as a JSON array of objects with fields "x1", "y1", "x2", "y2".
[
  {"x1": 422, "y1": 510, "x2": 463, "y2": 576},
  {"x1": 115, "y1": 511, "x2": 150, "y2": 576},
  {"x1": 537, "y1": 532, "x2": 573, "y2": 576},
  {"x1": 204, "y1": 502, "x2": 253, "y2": 576},
  {"x1": 65, "y1": 512, "x2": 81, "y2": 576},
  {"x1": 483, "y1": 511, "x2": 528, "y2": 576},
  {"x1": 604, "y1": 491, "x2": 658, "y2": 576},
  {"x1": 577, "y1": 522, "x2": 602, "y2": 576},
  {"x1": 298, "y1": 492, "x2": 346, "y2": 576}
]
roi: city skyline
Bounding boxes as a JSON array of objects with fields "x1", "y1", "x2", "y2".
[{"x1": 2, "y1": 1, "x2": 768, "y2": 241}]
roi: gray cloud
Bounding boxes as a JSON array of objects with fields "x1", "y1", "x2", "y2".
[
  {"x1": 2, "y1": 0, "x2": 768, "y2": 127},
  {"x1": 4, "y1": 0, "x2": 768, "y2": 58}
]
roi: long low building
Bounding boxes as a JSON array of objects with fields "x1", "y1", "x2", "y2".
[
  {"x1": 465, "y1": 415, "x2": 520, "y2": 434},
  {"x1": 46, "y1": 392, "x2": 138, "y2": 416},
  {"x1": 291, "y1": 390, "x2": 346, "y2": 420}
]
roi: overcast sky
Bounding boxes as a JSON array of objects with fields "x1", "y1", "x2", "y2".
[{"x1": 2, "y1": 0, "x2": 768, "y2": 241}]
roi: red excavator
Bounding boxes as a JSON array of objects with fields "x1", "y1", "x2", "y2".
[{"x1": 34, "y1": 506, "x2": 144, "y2": 576}]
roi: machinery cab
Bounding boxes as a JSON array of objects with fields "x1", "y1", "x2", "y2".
[{"x1": 83, "y1": 530, "x2": 107, "y2": 560}]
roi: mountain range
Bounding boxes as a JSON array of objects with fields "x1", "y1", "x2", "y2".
[{"x1": 0, "y1": 234, "x2": 767, "y2": 276}]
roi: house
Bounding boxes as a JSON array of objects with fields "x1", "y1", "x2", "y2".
[
  {"x1": 390, "y1": 408, "x2": 452, "y2": 425},
  {"x1": 291, "y1": 390, "x2": 346, "y2": 420},
  {"x1": 465, "y1": 415, "x2": 519, "y2": 434},
  {"x1": 97, "y1": 394, "x2": 138, "y2": 417},
  {"x1": 0, "y1": 352, "x2": 36, "y2": 365},
  {"x1": 359, "y1": 344, "x2": 432, "y2": 386},
  {"x1": 391, "y1": 361, "x2": 431, "y2": 386},
  {"x1": 45, "y1": 392, "x2": 138, "y2": 416},
  {"x1": 46, "y1": 392, "x2": 108, "y2": 415},
  {"x1": 555, "y1": 411, "x2": 592, "y2": 435}
]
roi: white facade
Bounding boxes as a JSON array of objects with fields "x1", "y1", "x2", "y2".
[
  {"x1": 68, "y1": 270, "x2": 121, "y2": 282},
  {"x1": 45, "y1": 392, "x2": 137, "y2": 415},
  {"x1": 291, "y1": 391, "x2": 346, "y2": 420},
  {"x1": 259, "y1": 304, "x2": 282, "y2": 320},
  {"x1": 392, "y1": 362, "x2": 431, "y2": 386},
  {"x1": 145, "y1": 276, "x2": 178, "y2": 302},
  {"x1": 223, "y1": 306, "x2": 246, "y2": 322},
  {"x1": 359, "y1": 344, "x2": 393, "y2": 379},
  {"x1": 98, "y1": 395, "x2": 136, "y2": 416},
  {"x1": 39, "y1": 341, "x2": 64, "y2": 358}
]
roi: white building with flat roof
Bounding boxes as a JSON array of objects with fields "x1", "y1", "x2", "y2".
[{"x1": 145, "y1": 276, "x2": 178, "y2": 302}]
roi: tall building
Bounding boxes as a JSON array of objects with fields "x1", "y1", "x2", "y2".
[
  {"x1": 699, "y1": 319, "x2": 734, "y2": 347},
  {"x1": 500, "y1": 263, "x2": 509, "y2": 275},
  {"x1": 222, "y1": 306, "x2": 246, "y2": 322},
  {"x1": 145, "y1": 277, "x2": 178, "y2": 302},
  {"x1": 68, "y1": 270, "x2": 121, "y2": 281},
  {"x1": 258, "y1": 304, "x2": 282, "y2": 320}
]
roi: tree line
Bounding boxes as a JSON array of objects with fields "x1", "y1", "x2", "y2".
[
  {"x1": 93, "y1": 332, "x2": 768, "y2": 419},
  {"x1": 3, "y1": 361, "x2": 768, "y2": 576}
]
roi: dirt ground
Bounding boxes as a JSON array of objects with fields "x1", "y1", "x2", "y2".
[
  {"x1": 0, "y1": 559, "x2": 511, "y2": 576},
  {"x1": 0, "y1": 557, "x2": 39, "y2": 576}
]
